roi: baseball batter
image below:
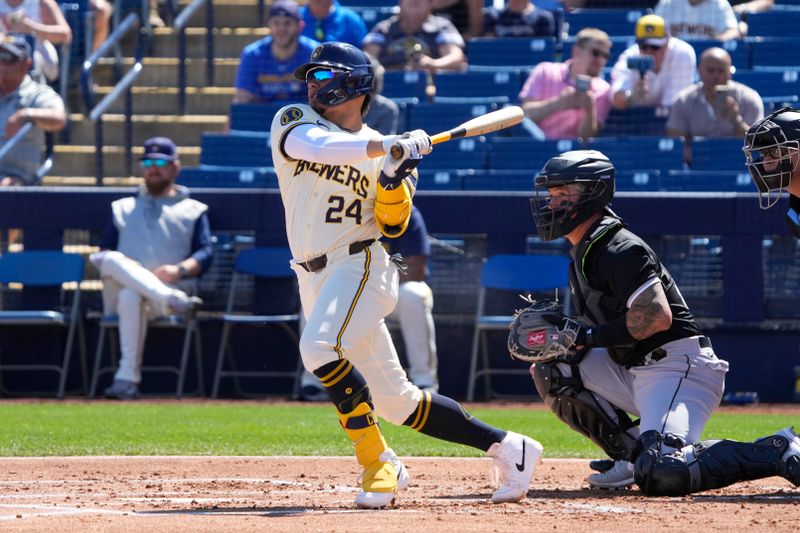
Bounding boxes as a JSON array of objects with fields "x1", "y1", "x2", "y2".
[
  {"x1": 524, "y1": 150, "x2": 800, "y2": 495},
  {"x1": 270, "y1": 41, "x2": 542, "y2": 509}
]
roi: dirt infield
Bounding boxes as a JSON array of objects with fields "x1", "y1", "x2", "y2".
[{"x1": 0, "y1": 454, "x2": 798, "y2": 532}]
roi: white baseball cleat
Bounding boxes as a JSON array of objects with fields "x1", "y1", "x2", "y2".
[
  {"x1": 487, "y1": 431, "x2": 543, "y2": 503},
  {"x1": 354, "y1": 458, "x2": 398, "y2": 509},
  {"x1": 587, "y1": 460, "x2": 635, "y2": 490},
  {"x1": 382, "y1": 449, "x2": 410, "y2": 491}
]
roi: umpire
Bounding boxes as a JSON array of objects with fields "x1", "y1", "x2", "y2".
[{"x1": 525, "y1": 150, "x2": 800, "y2": 495}]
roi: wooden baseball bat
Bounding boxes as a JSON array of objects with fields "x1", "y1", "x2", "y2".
[{"x1": 389, "y1": 105, "x2": 524, "y2": 160}]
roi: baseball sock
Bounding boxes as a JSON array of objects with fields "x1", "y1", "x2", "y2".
[{"x1": 403, "y1": 391, "x2": 506, "y2": 452}]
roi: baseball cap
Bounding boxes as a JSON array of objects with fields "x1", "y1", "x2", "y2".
[
  {"x1": 635, "y1": 14, "x2": 668, "y2": 47},
  {"x1": 268, "y1": 0, "x2": 300, "y2": 21},
  {"x1": 0, "y1": 35, "x2": 31, "y2": 61},
  {"x1": 141, "y1": 137, "x2": 178, "y2": 161}
]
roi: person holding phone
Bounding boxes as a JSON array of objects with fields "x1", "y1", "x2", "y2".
[
  {"x1": 667, "y1": 47, "x2": 763, "y2": 162},
  {"x1": 519, "y1": 27, "x2": 613, "y2": 139},
  {"x1": 611, "y1": 14, "x2": 695, "y2": 110}
]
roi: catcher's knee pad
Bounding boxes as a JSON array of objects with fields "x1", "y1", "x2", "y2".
[
  {"x1": 633, "y1": 429, "x2": 791, "y2": 496},
  {"x1": 313, "y1": 359, "x2": 372, "y2": 415},
  {"x1": 532, "y1": 361, "x2": 637, "y2": 461}
]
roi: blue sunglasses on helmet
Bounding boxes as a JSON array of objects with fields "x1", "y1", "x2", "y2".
[{"x1": 306, "y1": 68, "x2": 341, "y2": 82}]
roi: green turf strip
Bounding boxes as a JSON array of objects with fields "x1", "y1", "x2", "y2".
[{"x1": 0, "y1": 403, "x2": 795, "y2": 457}]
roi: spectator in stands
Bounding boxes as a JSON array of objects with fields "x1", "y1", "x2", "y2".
[
  {"x1": 730, "y1": 0, "x2": 773, "y2": 15},
  {"x1": 0, "y1": 35, "x2": 65, "y2": 187},
  {"x1": 364, "y1": 53, "x2": 400, "y2": 134},
  {"x1": 234, "y1": 0, "x2": 319, "y2": 104},
  {"x1": 0, "y1": 0, "x2": 72, "y2": 82},
  {"x1": 519, "y1": 28, "x2": 612, "y2": 139},
  {"x1": 363, "y1": 0, "x2": 466, "y2": 73},
  {"x1": 611, "y1": 14, "x2": 696, "y2": 110},
  {"x1": 561, "y1": 0, "x2": 658, "y2": 8},
  {"x1": 89, "y1": 0, "x2": 112, "y2": 52},
  {"x1": 482, "y1": 0, "x2": 556, "y2": 38},
  {"x1": 300, "y1": 0, "x2": 367, "y2": 47},
  {"x1": 432, "y1": 0, "x2": 483, "y2": 39},
  {"x1": 91, "y1": 137, "x2": 212, "y2": 401},
  {"x1": 384, "y1": 206, "x2": 439, "y2": 393},
  {"x1": 667, "y1": 47, "x2": 762, "y2": 139},
  {"x1": 654, "y1": 0, "x2": 740, "y2": 41}
]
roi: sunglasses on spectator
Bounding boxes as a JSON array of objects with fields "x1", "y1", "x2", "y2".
[
  {"x1": 140, "y1": 159, "x2": 170, "y2": 168},
  {"x1": 0, "y1": 51, "x2": 21, "y2": 63},
  {"x1": 588, "y1": 48, "x2": 610, "y2": 59},
  {"x1": 306, "y1": 68, "x2": 340, "y2": 82},
  {"x1": 639, "y1": 44, "x2": 663, "y2": 52}
]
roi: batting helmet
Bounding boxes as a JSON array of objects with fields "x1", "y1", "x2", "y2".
[
  {"x1": 294, "y1": 42, "x2": 375, "y2": 112},
  {"x1": 743, "y1": 106, "x2": 800, "y2": 209},
  {"x1": 531, "y1": 150, "x2": 616, "y2": 241}
]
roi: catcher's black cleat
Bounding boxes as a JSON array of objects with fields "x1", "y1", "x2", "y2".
[{"x1": 589, "y1": 459, "x2": 615, "y2": 473}]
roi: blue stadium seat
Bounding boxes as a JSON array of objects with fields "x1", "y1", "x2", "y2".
[
  {"x1": 749, "y1": 37, "x2": 800, "y2": 67},
  {"x1": 382, "y1": 70, "x2": 429, "y2": 100},
  {"x1": 665, "y1": 170, "x2": 753, "y2": 192},
  {"x1": 689, "y1": 138, "x2": 745, "y2": 171},
  {"x1": 562, "y1": 36, "x2": 634, "y2": 66},
  {"x1": 230, "y1": 102, "x2": 288, "y2": 132},
  {"x1": 434, "y1": 70, "x2": 524, "y2": 101},
  {"x1": 417, "y1": 169, "x2": 463, "y2": 190},
  {"x1": 461, "y1": 170, "x2": 534, "y2": 191},
  {"x1": 747, "y1": 10, "x2": 800, "y2": 38},
  {"x1": 584, "y1": 137, "x2": 684, "y2": 172},
  {"x1": 564, "y1": 8, "x2": 645, "y2": 37},
  {"x1": 487, "y1": 137, "x2": 580, "y2": 171},
  {"x1": 405, "y1": 101, "x2": 500, "y2": 135},
  {"x1": 600, "y1": 107, "x2": 669, "y2": 137},
  {"x1": 179, "y1": 166, "x2": 278, "y2": 188},
  {"x1": 423, "y1": 137, "x2": 488, "y2": 170},
  {"x1": 734, "y1": 69, "x2": 800, "y2": 98},
  {"x1": 466, "y1": 37, "x2": 556, "y2": 68},
  {"x1": 200, "y1": 132, "x2": 271, "y2": 167},
  {"x1": 687, "y1": 39, "x2": 749, "y2": 71},
  {"x1": 615, "y1": 169, "x2": 662, "y2": 191}
]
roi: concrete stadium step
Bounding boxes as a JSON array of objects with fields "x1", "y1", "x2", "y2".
[
  {"x1": 177, "y1": 0, "x2": 270, "y2": 28},
  {"x1": 67, "y1": 113, "x2": 227, "y2": 146},
  {"x1": 93, "y1": 57, "x2": 239, "y2": 88},
  {"x1": 145, "y1": 27, "x2": 268, "y2": 59},
  {"x1": 93, "y1": 86, "x2": 235, "y2": 115},
  {"x1": 51, "y1": 145, "x2": 201, "y2": 177}
]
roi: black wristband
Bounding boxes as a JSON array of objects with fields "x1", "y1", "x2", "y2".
[{"x1": 591, "y1": 318, "x2": 635, "y2": 347}]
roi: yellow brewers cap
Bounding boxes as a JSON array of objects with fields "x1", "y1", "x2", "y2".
[{"x1": 635, "y1": 14, "x2": 668, "y2": 46}]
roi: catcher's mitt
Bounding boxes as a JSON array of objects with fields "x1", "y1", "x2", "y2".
[{"x1": 507, "y1": 298, "x2": 582, "y2": 363}]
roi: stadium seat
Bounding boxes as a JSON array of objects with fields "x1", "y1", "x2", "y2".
[
  {"x1": 211, "y1": 247, "x2": 302, "y2": 399},
  {"x1": 405, "y1": 101, "x2": 500, "y2": 135},
  {"x1": 600, "y1": 107, "x2": 669, "y2": 137},
  {"x1": 615, "y1": 169, "x2": 662, "y2": 191},
  {"x1": 687, "y1": 39, "x2": 749, "y2": 71},
  {"x1": 747, "y1": 10, "x2": 800, "y2": 38},
  {"x1": 466, "y1": 254, "x2": 570, "y2": 401},
  {"x1": 382, "y1": 70, "x2": 429, "y2": 100},
  {"x1": 417, "y1": 169, "x2": 463, "y2": 190},
  {"x1": 584, "y1": 137, "x2": 684, "y2": 173},
  {"x1": 348, "y1": 5, "x2": 397, "y2": 27},
  {"x1": 665, "y1": 170, "x2": 753, "y2": 192},
  {"x1": 461, "y1": 170, "x2": 533, "y2": 191},
  {"x1": 689, "y1": 138, "x2": 746, "y2": 171},
  {"x1": 338, "y1": 0, "x2": 396, "y2": 7},
  {"x1": 0, "y1": 251, "x2": 86, "y2": 398},
  {"x1": 179, "y1": 166, "x2": 278, "y2": 188},
  {"x1": 734, "y1": 69, "x2": 800, "y2": 98},
  {"x1": 434, "y1": 70, "x2": 524, "y2": 101},
  {"x1": 749, "y1": 37, "x2": 800, "y2": 67},
  {"x1": 230, "y1": 102, "x2": 287, "y2": 132},
  {"x1": 487, "y1": 137, "x2": 581, "y2": 171},
  {"x1": 423, "y1": 137, "x2": 488, "y2": 170},
  {"x1": 200, "y1": 132, "x2": 271, "y2": 167},
  {"x1": 564, "y1": 8, "x2": 645, "y2": 37},
  {"x1": 466, "y1": 37, "x2": 556, "y2": 68}
]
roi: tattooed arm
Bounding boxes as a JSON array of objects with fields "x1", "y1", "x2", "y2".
[{"x1": 626, "y1": 282, "x2": 673, "y2": 340}]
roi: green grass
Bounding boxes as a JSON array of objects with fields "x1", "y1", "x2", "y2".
[{"x1": 0, "y1": 402, "x2": 796, "y2": 457}]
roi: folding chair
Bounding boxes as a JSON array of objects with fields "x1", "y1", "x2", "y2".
[
  {"x1": 211, "y1": 247, "x2": 302, "y2": 398},
  {"x1": 0, "y1": 251, "x2": 87, "y2": 398},
  {"x1": 466, "y1": 254, "x2": 570, "y2": 402},
  {"x1": 89, "y1": 308, "x2": 204, "y2": 399}
]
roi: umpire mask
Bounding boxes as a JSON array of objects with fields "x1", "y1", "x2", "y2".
[
  {"x1": 531, "y1": 150, "x2": 616, "y2": 241},
  {"x1": 743, "y1": 107, "x2": 800, "y2": 210}
]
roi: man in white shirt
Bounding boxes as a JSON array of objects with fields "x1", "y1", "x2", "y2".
[
  {"x1": 655, "y1": 0, "x2": 740, "y2": 41},
  {"x1": 611, "y1": 14, "x2": 696, "y2": 110}
]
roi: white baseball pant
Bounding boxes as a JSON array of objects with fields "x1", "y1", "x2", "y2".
[{"x1": 388, "y1": 281, "x2": 438, "y2": 389}]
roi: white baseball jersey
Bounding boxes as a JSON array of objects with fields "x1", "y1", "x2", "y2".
[
  {"x1": 654, "y1": 0, "x2": 738, "y2": 40},
  {"x1": 270, "y1": 103, "x2": 385, "y2": 262},
  {"x1": 611, "y1": 38, "x2": 696, "y2": 108}
]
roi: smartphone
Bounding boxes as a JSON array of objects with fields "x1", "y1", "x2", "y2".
[
  {"x1": 715, "y1": 85, "x2": 733, "y2": 108},
  {"x1": 627, "y1": 55, "x2": 654, "y2": 75},
  {"x1": 575, "y1": 75, "x2": 591, "y2": 92}
]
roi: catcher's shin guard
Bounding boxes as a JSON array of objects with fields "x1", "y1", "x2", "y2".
[
  {"x1": 634, "y1": 429, "x2": 792, "y2": 496},
  {"x1": 532, "y1": 361, "x2": 637, "y2": 461}
]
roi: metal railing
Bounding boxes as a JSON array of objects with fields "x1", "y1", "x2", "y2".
[
  {"x1": 175, "y1": 0, "x2": 215, "y2": 115},
  {"x1": 81, "y1": 12, "x2": 144, "y2": 185},
  {"x1": 0, "y1": 124, "x2": 54, "y2": 184}
]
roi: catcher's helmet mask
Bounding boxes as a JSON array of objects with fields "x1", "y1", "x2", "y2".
[
  {"x1": 743, "y1": 107, "x2": 800, "y2": 209},
  {"x1": 531, "y1": 150, "x2": 616, "y2": 241},
  {"x1": 294, "y1": 42, "x2": 375, "y2": 114}
]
